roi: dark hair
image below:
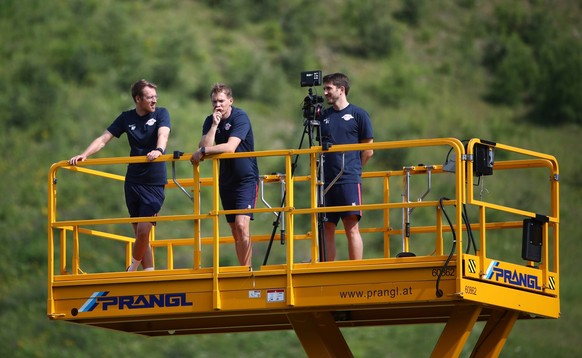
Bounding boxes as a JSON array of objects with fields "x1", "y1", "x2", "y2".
[
  {"x1": 323, "y1": 73, "x2": 350, "y2": 96},
  {"x1": 131, "y1": 79, "x2": 157, "y2": 102},
  {"x1": 210, "y1": 83, "x2": 233, "y2": 98}
]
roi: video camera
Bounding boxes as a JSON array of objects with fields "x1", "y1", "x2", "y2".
[{"x1": 301, "y1": 70, "x2": 324, "y2": 120}]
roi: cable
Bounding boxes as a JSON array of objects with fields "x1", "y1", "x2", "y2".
[
  {"x1": 462, "y1": 204, "x2": 477, "y2": 254},
  {"x1": 436, "y1": 197, "x2": 456, "y2": 298},
  {"x1": 443, "y1": 138, "x2": 469, "y2": 164}
]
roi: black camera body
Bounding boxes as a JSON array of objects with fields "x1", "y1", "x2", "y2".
[
  {"x1": 301, "y1": 70, "x2": 324, "y2": 120},
  {"x1": 300, "y1": 70, "x2": 322, "y2": 87},
  {"x1": 303, "y1": 89, "x2": 324, "y2": 120}
]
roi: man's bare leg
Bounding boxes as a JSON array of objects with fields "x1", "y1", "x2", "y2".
[
  {"x1": 342, "y1": 215, "x2": 363, "y2": 260},
  {"x1": 229, "y1": 215, "x2": 252, "y2": 267},
  {"x1": 127, "y1": 222, "x2": 153, "y2": 271}
]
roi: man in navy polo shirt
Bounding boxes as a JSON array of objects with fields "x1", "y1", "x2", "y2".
[
  {"x1": 320, "y1": 73, "x2": 374, "y2": 261},
  {"x1": 69, "y1": 79, "x2": 171, "y2": 271},
  {"x1": 190, "y1": 83, "x2": 258, "y2": 267}
]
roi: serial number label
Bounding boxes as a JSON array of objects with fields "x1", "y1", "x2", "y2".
[
  {"x1": 432, "y1": 268, "x2": 455, "y2": 277},
  {"x1": 465, "y1": 286, "x2": 477, "y2": 295}
]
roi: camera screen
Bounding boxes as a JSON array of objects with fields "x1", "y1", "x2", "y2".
[{"x1": 300, "y1": 70, "x2": 322, "y2": 87}]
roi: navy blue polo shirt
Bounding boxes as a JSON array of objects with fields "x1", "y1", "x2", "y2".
[
  {"x1": 320, "y1": 104, "x2": 373, "y2": 185},
  {"x1": 107, "y1": 107, "x2": 171, "y2": 185},
  {"x1": 202, "y1": 106, "x2": 258, "y2": 189}
]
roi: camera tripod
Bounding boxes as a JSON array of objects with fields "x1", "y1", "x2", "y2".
[{"x1": 262, "y1": 104, "x2": 332, "y2": 265}]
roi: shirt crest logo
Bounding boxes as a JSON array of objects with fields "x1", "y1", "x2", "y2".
[
  {"x1": 129, "y1": 124, "x2": 136, "y2": 130},
  {"x1": 225, "y1": 123, "x2": 232, "y2": 131},
  {"x1": 342, "y1": 114, "x2": 354, "y2": 121},
  {"x1": 146, "y1": 118, "x2": 157, "y2": 126}
]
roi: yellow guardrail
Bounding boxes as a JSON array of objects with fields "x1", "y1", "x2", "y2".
[{"x1": 48, "y1": 138, "x2": 559, "y2": 308}]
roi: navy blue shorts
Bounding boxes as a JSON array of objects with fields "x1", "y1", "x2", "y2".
[
  {"x1": 220, "y1": 182, "x2": 258, "y2": 223},
  {"x1": 124, "y1": 182, "x2": 165, "y2": 223},
  {"x1": 324, "y1": 183, "x2": 362, "y2": 225}
]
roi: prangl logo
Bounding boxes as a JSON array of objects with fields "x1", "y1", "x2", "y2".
[
  {"x1": 485, "y1": 261, "x2": 541, "y2": 291},
  {"x1": 72, "y1": 291, "x2": 193, "y2": 316}
]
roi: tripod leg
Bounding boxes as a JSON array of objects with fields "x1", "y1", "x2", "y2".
[{"x1": 262, "y1": 120, "x2": 312, "y2": 265}]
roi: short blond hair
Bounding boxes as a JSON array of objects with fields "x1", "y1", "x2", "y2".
[{"x1": 210, "y1": 83, "x2": 233, "y2": 98}]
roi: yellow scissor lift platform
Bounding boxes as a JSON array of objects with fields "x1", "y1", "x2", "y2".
[{"x1": 48, "y1": 138, "x2": 560, "y2": 357}]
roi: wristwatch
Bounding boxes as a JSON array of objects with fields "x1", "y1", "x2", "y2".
[
  {"x1": 200, "y1": 147, "x2": 206, "y2": 155},
  {"x1": 155, "y1": 147, "x2": 165, "y2": 154}
]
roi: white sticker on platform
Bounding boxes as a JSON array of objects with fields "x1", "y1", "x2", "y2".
[
  {"x1": 266, "y1": 289, "x2": 285, "y2": 302},
  {"x1": 248, "y1": 290, "x2": 261, "y2": 299}
]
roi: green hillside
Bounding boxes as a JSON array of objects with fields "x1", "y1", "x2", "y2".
[{"x1": 1, "y1": 0, "x2": 581, "y2": 356}]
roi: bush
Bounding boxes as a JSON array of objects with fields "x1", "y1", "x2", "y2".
[
  {"x1": 279, "y1": 1, "x2": 324, "y2": 82},
  {"x1": 483, "y1": 34, "x2": 538, "y2": 105},
  {"x1": 480, "y1": 1, "x2": 582, "y2": 125},
  {"x1": 340, "y1": 0, "x2": 401, "y2": 59},
  {"x1": 394, "y1": 0, "x2": 426, "y2": 27},
  {"x1": 529, "y1": 37, "x2": 582, "y2": 125}
]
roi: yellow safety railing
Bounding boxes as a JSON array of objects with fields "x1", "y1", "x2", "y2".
[
  {"x1": 465, "y1": 139, "x2": 560, "y2": 274},
  {"x1": 47, "y1": 138, "x2": 559, "y2": 309}
]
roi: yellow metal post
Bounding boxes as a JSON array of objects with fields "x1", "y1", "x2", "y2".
[
  {"x1": 436, "y1": 206, "x2": 443, "y2": 256},
  {"x1": 431, "y1": 305, "x2": 482, "y2": 357},
  {"x1": 72, "y1": 225, "x2": 80, "y2": 275},
  {"x1": 471, "y1": 309, "x2": 518, "y2": 358},
  {"x1": 384, "y1": 174, "x2": 391, "y2": 257},
  {"x1": 47, "y1": 166, "x2": 57, "y2": 315},
  {"x1": 193, "y1": 162, "x2": 202, "y2": 269},
  {"x1": 310, "y1": 150, "x2": 319, "y2": 262},
  {"x1": 478, "y1": 206, "x2": 487, "y2": 264},
  {"x1": 286, "y1": 153, "x2": 296, "y2": 306},
  {"x1": 287, "y1": 312, "x2": 353, "y2": 358},
  {"x1": 59, "y1": 229, "x2": 67, "y2": 274},
  {"x1": 211, "y1": 158, "x2": 221, "y2": 310}
]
